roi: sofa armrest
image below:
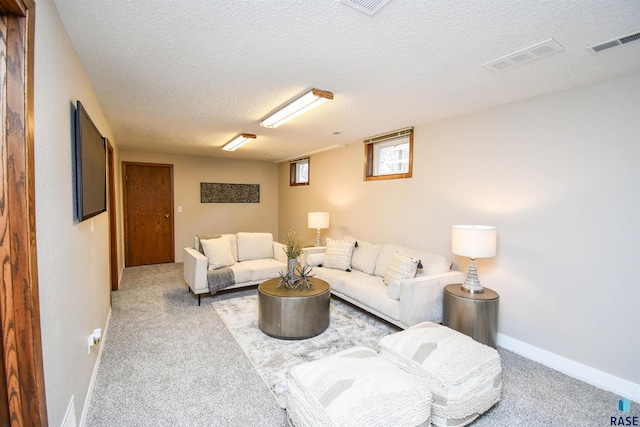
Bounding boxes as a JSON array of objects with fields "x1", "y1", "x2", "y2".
[
  {"x1": 183, "y1": 247, "x2": 209, "y2": 294},
  {"x1": 301, "y1": 246, "x2": 326, "y2": 266},
  {"x1": 397, "y1": 271, "x2": 466, "y2": 326}
]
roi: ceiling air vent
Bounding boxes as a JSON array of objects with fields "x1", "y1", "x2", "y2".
[
  {"x1": 340, "y1": 0, "x2": 391, "y2": 16},
  {"x1": 588, "y1": 30, "x2": 640, "y2": 53},
  {"x1": 483, "y1": 38, "x2": 565, "y2": 72}
]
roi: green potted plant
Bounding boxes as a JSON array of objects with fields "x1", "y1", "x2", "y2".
[
  {"x1": 282, "y1": 229, "x2": 303, "y2": 276},
  {"x1": 278, "y1": 229, "x2": 314, "y2": 289}
]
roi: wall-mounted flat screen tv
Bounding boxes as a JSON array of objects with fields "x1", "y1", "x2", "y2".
[{"x1": 74, "y1": 100, "x2": 106, "y2": 222}]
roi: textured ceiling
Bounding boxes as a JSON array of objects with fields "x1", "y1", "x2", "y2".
[{"x1": 51, "y1": 0, "x2": 640, "y2": 162}]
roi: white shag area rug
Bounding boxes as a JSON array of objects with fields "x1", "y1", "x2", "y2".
[{"x1": 212, "y1": 294, "x2": 398, "y2": 408}]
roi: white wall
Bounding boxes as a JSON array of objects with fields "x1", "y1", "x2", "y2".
[
  {"x1": 279, "y1": 73, "x2": 640, "y2": 391},
  {"x1": 34, "y1": 1, "x2": 116, "y2": 424},
  {"x1": 119, "y1": 150, "x2": 279, "y2": 263}
]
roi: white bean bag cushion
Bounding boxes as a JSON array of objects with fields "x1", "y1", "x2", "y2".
[
  {"x1": 287, "y1": 346, "x2": 432, "y2": 427},
  {"x1": 379, "y1": 322, "x2": 502, "y2": 427}
]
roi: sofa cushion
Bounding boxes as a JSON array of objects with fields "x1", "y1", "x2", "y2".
[
  {"x1": 414, "y1": 250, "x2": 451, "y2": 277},
  {"x1": 306, "y1": 252, "x2": 324, "y2": 267},
  {"x1": 383, "y1": 251, "x2": 419, "y2": 285},
  {"x1": 200, "y1": 236, "x2": 235, "y2": 269},
  {"x1": 236, "y1": 232, "x2": 274, "y2": 261},
  {"x1": 248, "y1": 259, "x2": 287, "y2": 281},
  {"x1": 387, "y1": 280, "x2": 401, "y2": 300},
  {"x1": 228, "y1": 259, "x2": 287, "y2": 283},
  {"x1": 222, "y1": 233, "x2": 239, "y2": 262},
  {"x1": 323, "y1": 238, "x2": 356, "y2": 271},
  {"x1": 344, "y1": 236, "x2": 381, "y2": 275},
  {"x1": 274, "y1": 242, "x2": 288, "y2": 264},
  {"x1": 332, "y1": 273, "x2": 402, "y2": 321},
  {"x1": 312, "y1": 266, "x2": 352, "y2": 293},
  {"x1": 229, "y1": 263, "x2": 252, "y2": 283}
]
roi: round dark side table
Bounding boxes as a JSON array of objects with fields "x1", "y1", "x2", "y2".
[
  {"x1": 442, "y1": 283, "x2": 499, "y2": 348},
  {"x1": 258, "y1": 277, "x2": 330, "y2": 340}
]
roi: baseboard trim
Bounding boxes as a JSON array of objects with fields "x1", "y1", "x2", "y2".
[
  {"x1": 497, "y1": 333, "x2": 639, "y2": 403},
  {"x1": 79, "y1": 307, "x2": 112, "y2": 427}
]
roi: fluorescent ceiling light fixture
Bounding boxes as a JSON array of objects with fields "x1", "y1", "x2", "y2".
[
  {"x1": 260, "y1": 88, "x2": 333, "y2": 129},
  {"x1": 222, "y1": 133, "x2": 256, "y2": 151}
]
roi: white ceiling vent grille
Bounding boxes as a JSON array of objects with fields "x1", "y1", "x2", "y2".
[
  {"x1": 588, "y1": 30, "x2": 640, "y2": 53},
  {"x1": 340, "y1": 0, "x2": 391, "y2": 16},
  {"x1": 483, "y1": 38, "x2": 565, "y2": 72}
]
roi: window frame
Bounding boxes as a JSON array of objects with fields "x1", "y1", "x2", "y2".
[
  {"x1": 364, "y1": 127, "x2": 413, "y2": 181},
  {"x1": 290, "y1": 157, "x2": 310, "y2": 186}
]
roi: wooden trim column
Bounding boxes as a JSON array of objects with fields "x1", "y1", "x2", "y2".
[{"x1": 0, "y1": 0, "x2": 48, "y2": 425}]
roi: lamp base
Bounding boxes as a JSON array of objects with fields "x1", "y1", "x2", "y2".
[
  {"x1": 315, "y1": 228, "x2": 321, "y2": 247},
  {"x1": 462, "y1": 258, "x2": 484, "y2": 294}
]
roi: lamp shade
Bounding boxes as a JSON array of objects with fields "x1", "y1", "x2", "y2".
[
  {"x1": 308, "y1": 212, "x2": 330, "y2": 229},
  {"x1": 451, "y1": 225, "x2": 497, "y2": 258}
]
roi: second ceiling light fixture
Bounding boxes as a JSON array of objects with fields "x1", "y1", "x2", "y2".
[{"x1": 224, "y1": 88, "x2": 333, "y2": 151}]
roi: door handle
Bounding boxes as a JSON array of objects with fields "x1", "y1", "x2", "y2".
[{"x1": 165, "y1": 214, "x2": 170, "y2": 218}]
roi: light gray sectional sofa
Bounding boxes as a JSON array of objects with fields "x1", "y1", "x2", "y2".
[
  {"x1": 183, "y1": 232, "x2": 464, "y2": 328},
  {"x1": 303, "y1": 236, "x2": 465, "y2": 328}
]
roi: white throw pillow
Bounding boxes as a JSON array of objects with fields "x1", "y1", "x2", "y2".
[
  {"x1": 383, "y1": 251, "x2": 419, "y2": 285},
  {"x1": 201, "y1": 236, "x2": 235, "y2": 269},
  {"x1": 323, "y1": 238, "x2": 356, "y2": 271}
]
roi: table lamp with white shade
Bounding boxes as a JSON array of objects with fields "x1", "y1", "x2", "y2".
[
  {"x1": 451, "y1": 225, "x2": 497, "y2": 294},
  {"x1": 308, "y1": 212, "x2": 330, "y2": 246}
]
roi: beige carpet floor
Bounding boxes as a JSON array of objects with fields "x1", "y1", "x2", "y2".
[{"x1": 86, "y1": 263, "x2": 639, "y2": 426}]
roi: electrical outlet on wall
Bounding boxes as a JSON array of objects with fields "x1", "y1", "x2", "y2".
[{"x1": 87, "y1": 328, "x2": 102, "y2": 354}]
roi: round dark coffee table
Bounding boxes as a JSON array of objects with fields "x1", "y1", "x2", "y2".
[{"x1": 258, "y1": 277, "x2": 330, "y2": 339}]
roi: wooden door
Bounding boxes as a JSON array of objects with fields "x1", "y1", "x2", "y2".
[{"x1": 122, "y1": 162, "x2": 175, "y2": 266}]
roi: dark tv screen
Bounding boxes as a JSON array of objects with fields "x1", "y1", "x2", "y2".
[{"x1": 75, "y1": 100, "x2": 106, "y2": 222}]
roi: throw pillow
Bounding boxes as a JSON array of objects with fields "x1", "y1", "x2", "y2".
[
  {"x1": 323, "y1": 238, "x2": 356, "y2": 271},
  {"x1": 383, "y1": 251, "x2": 419, "y2": 285},
  {"x1": 196, "y1": 234, "x2": 221, "y2": 253},
  {"x1": 201, "y1": 236, "x2": 235, "y2": 269}
]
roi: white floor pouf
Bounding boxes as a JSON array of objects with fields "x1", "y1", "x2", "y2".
[
  {"x1": 379, "y1": 322, "x2": 502, "y2": 427},
  {"x1": 287, "y1": 346, "x2": 432, "y2": 427}
]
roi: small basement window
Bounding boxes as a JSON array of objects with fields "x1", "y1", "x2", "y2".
[
  {"x1": 290, "y1": 158, "x2": 309, "y2": 186},
  {"x1": 364, "y1": 127, "x2": 413, "y2": 181}
]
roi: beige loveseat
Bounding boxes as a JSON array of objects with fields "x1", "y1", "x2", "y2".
[
  {"x1": 303, "y1": 236, "x2": 465, "y2": 328},
  {"x1": 183, "y1": 232, "x2": 288, "y2": 305}
]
